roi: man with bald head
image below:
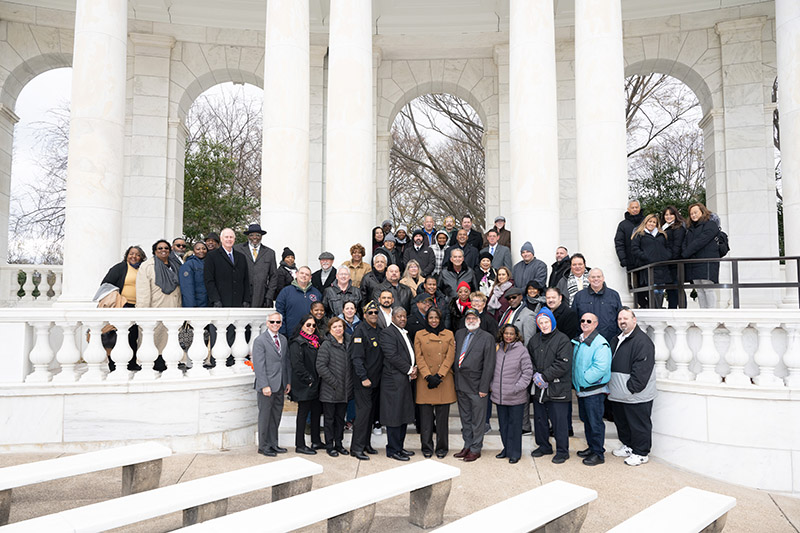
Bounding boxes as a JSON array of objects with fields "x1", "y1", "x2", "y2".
[
  {"x1": 372, "y1": 264, "x2": 412, "y2": 312},
  {"x1": 571, "y1": 312, "x2": 612, "y2": 466},
  {"x1": 571, "y1": 268, "x2": 622, "y2": 343},
  {"x1": 204, "y1": 227, "x2": 251, "y2": 308}
]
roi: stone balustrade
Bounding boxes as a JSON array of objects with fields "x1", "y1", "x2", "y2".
[
  {"x1": 636, "y1": 309, "x2": 799, "y2": 389},
  {"x1": 0, "y1": 307, "x2": 268, "y2": 384},
  {"x1": 0, "y1": 264, "x2": 63, "y2": 305}
]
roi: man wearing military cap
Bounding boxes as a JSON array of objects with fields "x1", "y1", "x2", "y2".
[{"x1": 350, "y1": 300, "x2": 384, "y2": 460}]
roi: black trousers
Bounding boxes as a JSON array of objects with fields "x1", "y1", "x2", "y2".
[
  {"x1": 610, "y1": 400, "x2": 653, "y2": 456},
  {"x1": 295, "y1": 399, "x2": 323, "y2": 448},
  {"x1": 533, "y1": 400, "x2": 569, "y2": 455},
  {"x1": 322, "y1": 402, "x2": 347, "y2": 449},
  {"x1": 352, "y1": 384, "x2": 380, "y2": 453},
  {"x1": 418, "y1": 403, "x2": 450, "y2": 454},
  {"x1": 386, "y1": 424, "x2": 408, "y2": 456}
]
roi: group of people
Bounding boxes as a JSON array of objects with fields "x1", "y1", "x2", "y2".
[{"x1": 229, "y1": 214, "x2": 663, "y2": 467}]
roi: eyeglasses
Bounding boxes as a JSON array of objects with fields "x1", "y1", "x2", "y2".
[
  {"x1": 174, "y1": 243, "x2": 186, "y2": 248},
  {"x1": 580, "y1": 319, "x2": 595, "y2": 324},
  {"x1": 365, "y1": 311, "x2": 378, "y2": 315},
  {"x1": 156, "y1": 247, "x2": 170, "y2": 251},
  {"x1": 268, "y1": 320, "x2": 282, "y2": 324},
  {"x1": 304, "y1": 323, "x2": 315, "y2": 328}
]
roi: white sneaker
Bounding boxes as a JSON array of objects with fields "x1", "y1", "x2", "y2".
[
  {"x1": 624, "y1": 454, "x2": 649, "y2": 466},
  {"x1": 612, "y1": 445, "x2": 632, "y2": 457},
  {"x1": 372, "y1": 427, "x2": 381, "y2": 436}
]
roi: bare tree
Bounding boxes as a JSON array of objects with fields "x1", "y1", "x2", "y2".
[{"x1": 389, "y1": 93, "x2": 486, "y2": 231}]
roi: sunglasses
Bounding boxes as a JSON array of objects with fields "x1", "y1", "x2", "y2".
[
  {"x1": 268, "y1": 320, "x2": 282, "y2": 324},
  {"x1": 304, "y1": 323, "x2": 315, "y2": 328},
  {"x1": 365, "y1": 311, "x2": 378, "y2": 315},
  {"x1": 156, "y1": 247, "x2": 170, "y2": 251},
  {"x1": 174, "y1": 244, "x2": 186, "y2": 248},
  {"x1": 580, "y1": 319, "x2": 595, "y2": 324}
]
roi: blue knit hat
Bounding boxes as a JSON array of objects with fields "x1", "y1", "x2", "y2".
[{"x1": 535, "y1": 307, "x2": 557, "y2": 332}]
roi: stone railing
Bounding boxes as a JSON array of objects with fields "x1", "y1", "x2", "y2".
[
  {"x1": 0, "y1": 307, "x2": 269, "y2": 384},
  {"x1": 636, "y1": 309, "x2": 798, "y2": 388},
  {"x1": 0, "y1": 264, "x2": 63, "y2": 306}
]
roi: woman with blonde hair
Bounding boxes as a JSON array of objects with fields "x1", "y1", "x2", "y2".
[
  {"x1": 400, "y1": 259, "x2": 426, "y2": 294},
  {"x1": 631, "y1": 214, "x2": 672, "y2": 308},
  {"x1": 681, "y1": 202, "x2": 721, "y2": 308}
]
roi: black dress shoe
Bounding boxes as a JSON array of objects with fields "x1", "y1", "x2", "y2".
[
  {"x1": 335, "y1": 446, "x2": 350, "y2": 456},
  {"x1": 295, "y1": 446, "x2": 316, "y2": 455},
  {"x1": 423, "y1": 451, "x2": 433, "y2": 458},
  {"x1": 495, "y1": 451, "x2": 507, "y2": 459},
  {"x1": 401, "y1": 449, "x2": 415, "y2": 456},
  {"x1": 390, "y1": 452, "x2": 410, "y2": 461},
  {"x1": 272, "y1": 446, "x2": 288, "y2": 454},
  {"x1": 327, "y1": 448, "x2": 339, "y2": 457},
  {"x1": 552, "y1": 453, "x2": 569, "y2": 464},
  {"x1": 569, "y1": 428, "x2": 574, "y2": 437},
  {"x1": 258, "y1": 449, "x2": 277, "y2": 457},
  {"x1": 582, "y1": 454, "x2": 605, "y2": 466},
  {"x1": 365, "y1": 445, "x2": 378, "y2": 455},
  {"x1": 312, "y1": 443, "x2": 326, "y2": 450},
  {"x1": 509, "y1": 458, "x2": 520, "y2": 464},
  {"x1": 577, "y1": 447, "x2": 593, "y2": 458},
  {"x1": 352, "y1": 451, "x2": 370, "y2": 461},
  {"x1": 530, "y1": 447, "x2": 553, "y2": 458},
  {"x1": 436, "y1": 450, "x2": 447, "y2": 459}
]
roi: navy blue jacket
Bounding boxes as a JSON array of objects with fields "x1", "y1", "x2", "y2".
[
  {"x1": 571, "y1": 283, "x2": 622, "y2": 343},
  {"x1": 179, "y1": 255, "x2": 207, "y2": 307},
  {"x1": 276, "y1": 282, "x2": 323, "y2": 337}
]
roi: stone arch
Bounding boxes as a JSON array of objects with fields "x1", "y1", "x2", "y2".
[
  {"x1": 624, "y1": 58, "x2": 716, "y2": 117},
  {"x1": 1, "y1": 52, "x2": 73, "y2": 110}
]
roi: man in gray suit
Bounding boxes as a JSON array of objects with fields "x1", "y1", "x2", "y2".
[
  {"x1": 480, "y1": 228, "x2": 512, "y2": 270},
  {"x1": 453, "y1": 309, "x2": 496, "y2": 462},
  {"x1": 253, "y1": 311, "x2": 290, "y2": 457},
  {"x1": 235, "y1": 223, "x2": 278, "y2": 307}
]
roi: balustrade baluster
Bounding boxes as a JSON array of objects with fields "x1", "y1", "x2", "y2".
[
  {"x1": 231, "y1": 320, "x2": 250, "y2": 373},
  {"x1": 651, "y1": 321, "x2": 670, "y2": 379},
  {"x1": 161, "y1": 320, "x2": 186, "y2": 379},
  {"x1": 133, "y1": 320, "x2": 160, "y2": 380},
  {"x1": 211, "y1": 320, "x2": 233, "y2": 375},
  {"x1": 21, "y1": 269, "x2": 35, "y2": 301},
  {"x1": 752, "y1": 322, "x2": 783, "y2": 387},
  {"x1": 669, "y1": 321, "x2": 695, "y2": 381},
  {"x1": 783, "y1": 322, "x2": 800, "y2": 388},
  {"x1": 106, "y1": 320, "x2": 134, "y2": 381},
  {"x1": 695, "y1": 321, "x2": 722, "y2": 384},
  {"x1": 186, "y1": 318, "x2": 211, "y2": 377},
  {"x1": 724, "y1": 321, "x2": 752, "y2": 386},
  {"x1": 53, "y1": 322, "x2": 81, "y2": 383},
  {"x1": 80, "y1": 322, "x2": 108, "y2": 382},
  {"x1": 25, "y1": 321, "x2": 54, "y2": 382}
]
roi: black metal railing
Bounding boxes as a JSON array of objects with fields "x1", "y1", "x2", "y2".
[{"x1": 627, "y1": 256, "x2": 800, "y2": 309}]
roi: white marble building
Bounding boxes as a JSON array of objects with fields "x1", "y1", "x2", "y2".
[{"x1": 1, "y1": 0, "x2": 800, "y2": 495}]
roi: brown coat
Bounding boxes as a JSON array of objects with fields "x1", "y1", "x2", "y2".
[{"x1": 414, "y1": 329, "x2": 457, "y2": 405}]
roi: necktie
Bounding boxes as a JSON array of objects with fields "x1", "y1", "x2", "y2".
[
  {"x1": 228, "y1": 251, "x2": 234, "y2": 264},
  {"x1": 490, "y1": 246, "x2": 495, "y2": 256},
  {"x1": 253, "y1": 247, "x2": 258, "y2": 261},
  {"x1": 459, "y1": 332, "x2": 473, "y2": 367},
  {"x1": 273, "y1": 334, "x2": 280, "y2": 352}
]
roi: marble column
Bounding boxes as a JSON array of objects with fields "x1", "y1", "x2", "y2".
[
  {"x1": 574, "y1": 0, "x2": 628, "y2": 297},
  {"x1": 778, "y1": 0, "x2": 800, "y2": 258},
  {"x1": 60, "y1": 0, "x2": 127, "y2": 303},
  {"x1": 0, "y1": 105, "x2": 19, "y2": 265},
  {"x1": 325, "y1": 0, "x2": 374, "y2": 262},
  {"x1": 509, "y1": 0, "x2": 559, "y2": 259},
  {"x1": 261, "y1": 0, "x2": 310, "y2": 264}
]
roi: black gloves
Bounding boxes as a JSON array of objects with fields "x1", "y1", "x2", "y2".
[
  {"x1": 425, "y1": 374, "x2": 443, "y2": 389},
  {"x1": 212, "y1": 301, "x2": 223, "y2": 308}
]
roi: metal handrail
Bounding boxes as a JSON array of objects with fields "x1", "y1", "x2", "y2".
[{"x1": 626, "y1": 256, "x2": 800, "y2": 308}]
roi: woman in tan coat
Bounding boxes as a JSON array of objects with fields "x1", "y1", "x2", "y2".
[{"x1": 415, "y1": 307, "x2": 456, "y2": 458}]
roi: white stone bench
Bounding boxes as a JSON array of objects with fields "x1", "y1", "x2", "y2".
[
  {"x1": 434, "y1": 480, "x2": 597, "y2": 532},
  {"x1": 0, "y1": 442, "x2": 172, "y2": 526},
  {"x1": 0, "y1": 457, "x2": 322, "y2": 532},
  {"x1": 177, "y1": 459, "x2": 461, "y2": 532},
  {"x1": 607, "y1": 487, "x2": 737, "y2": 533}
]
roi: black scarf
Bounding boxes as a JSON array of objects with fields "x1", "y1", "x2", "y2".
[{"x1": 154, "y1": 257, "x2": 179, "y2": 295}]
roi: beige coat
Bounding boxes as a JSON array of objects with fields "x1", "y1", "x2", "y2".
[
  {"x1": 414, "y1": 329, "x2": 457, "y2": 405},
  {"x1": 136, "y1": 257, "x2": 181, "y2": 352},
  {"x1": 400, "y1": 276, "x2": 425, "y2": 294}
]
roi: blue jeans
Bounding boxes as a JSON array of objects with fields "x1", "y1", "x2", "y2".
[
  {"x1": 578, "y1": 393, "x2": 606, "y2": 457},
  {"x1": 496, "y1": 403, "x2": 524, "y2": 460}
]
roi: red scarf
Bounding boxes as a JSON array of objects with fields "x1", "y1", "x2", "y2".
[{"x1": 300, "y1": 330, "x2": 320, "y2": 348}]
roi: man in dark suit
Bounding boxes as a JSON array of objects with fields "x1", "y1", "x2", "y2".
[
  {"x1": 444, "y1": 229, "x2": 479, "y2": 270},
  {"x1": 252, "y1": 311, "x2": 290, "y2": 457},
  {"x1": 204, "y1": 227, "x2": 251, "y2": 308},
  {"x1": 234, "y1": 223, "x2": 278, "y2": 307},
  {"x1": 350, "y1": 301, "x2": 384, "y2": 460},
  {"x1": 377, "y1": 290, "x2": 395, "y2": 329},
  {"x1": 379, "y1": 307, "x2": 417, "y2": 461},
  {"x1": 311, "y1": 251, "x2": 337, "y2": 294},
  {"x1": 453, "y1": 309, "x2": 496, "y2": 462},
  {"x1": 403, "y1": 229, "x2": 435, "y2": 276},
  {"x1": 449, "y1": 215, "x2": 484, "y2": 251},
  {"x1": 480, "y1": 228, "x2": 512, "y2": 270}
]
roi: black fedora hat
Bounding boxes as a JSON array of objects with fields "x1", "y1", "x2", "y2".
[{"x1": 243, "y1": 223, "x2": 267, "y2": 236}]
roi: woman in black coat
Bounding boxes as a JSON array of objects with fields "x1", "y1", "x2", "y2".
[
  {"x1": 682, "y1": 203, "x2": 721, "y2": 309},
  {"x1": 661, "y1": 206, "x2": 687, "y2": 309},
  {"x1": 102, "y1": 245, "x2": 147, "y2": 307},
  {"x1": 316, "y1": 318, "x2": 353, "y2": 457},
  {"x1": 289, "y1": 314, "x2": 324, "y2": 454},
  {"x1": 631, "y1": 214, "x2": 672, "y2": 308},
  {"x1": 527, "y1": 308, "x2": 573, "y2": 463}
]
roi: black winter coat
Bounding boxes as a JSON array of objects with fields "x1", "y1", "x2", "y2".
[
  {"x1": 614, "y1": 212, "x2": 644, "y2": 269},
  {"x1": 311, "y1": 267, "x2": 337, "y2": 294},
  {"x1": 551, "y1": 301, "x2": 580, "y2": 339},
  {"x1": 682, "y1": 219, "x2": 720, "y2": 283},
  {"x1": 275, "y1": 262, "x2": 296, "y2": 295},
  {"x1": 549, "y1": 256, "x2": 571, "y2": 288},
  {"x1": 631, "y1": 232, "x2": 672, "y2": 285},
  {"x1": 316, "y1": 334, "x2": 353, "y2": 403},
  {"x1": 662, "y1": 223, "x2": 686, "y2": 283},
  {"x1": 204, "y1": 247, "x2": 251, "y2": 307},
  {"x1": 323, "y1": 282, "x2": 362, "y2": 318},
  {"x1": 379, "y1": 325, "x2": 416, "y2": 426},
  {"x1": 527, "y1": 329, "x2": 572, "y2": 403},
  {"x1": 102, "y1": 261, "x2": 129, "y2": 292},
  {"x1": 288, "y1": 335, "x2": 320, "y2": 402}
]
